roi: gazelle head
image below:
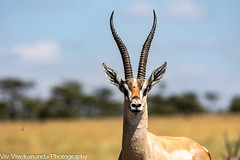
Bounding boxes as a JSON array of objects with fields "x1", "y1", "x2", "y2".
[
  {"x1": 103, "y1": 10, "x2": 167, "y2": 116},
  {"x1": 222, "y1": 133, "x2": 240, "y2": 160}
]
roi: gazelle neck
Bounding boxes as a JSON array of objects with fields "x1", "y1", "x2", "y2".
[{"x1": 122, "y1": 99, "x2": 149, "y2": 159}]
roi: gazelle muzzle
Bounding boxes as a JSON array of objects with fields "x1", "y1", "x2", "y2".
[{"x1": 130, "y1": 96, "x2": 143, "y2": 113}]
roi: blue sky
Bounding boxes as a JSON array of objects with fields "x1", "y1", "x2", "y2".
[{"x1": 0, "y1": 0, "x2": 239, "y2": 110}]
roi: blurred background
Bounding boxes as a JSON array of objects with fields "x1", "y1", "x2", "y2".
[{"x1": 0, "y1": 0, "x2": 240, "y2": 160}]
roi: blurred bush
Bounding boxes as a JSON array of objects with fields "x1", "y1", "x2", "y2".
[
  {"x1": 229, "y1": 96, "x2": 240, "y2": 112},
  {"x1": 0, "y1": 77, "x2": 239, "y2": 120}
]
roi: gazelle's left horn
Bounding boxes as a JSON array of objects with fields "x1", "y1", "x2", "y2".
[{"x1": 137, "y1": 10, "x2": 157, "y2": 79}]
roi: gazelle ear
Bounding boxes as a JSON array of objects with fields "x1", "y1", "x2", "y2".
[
  {"x1": 102, "y1": 63, "x2": 123, "y2": 90},
  {"x1": 148, "y1": 62, "x2": 167, "y2": 90}
]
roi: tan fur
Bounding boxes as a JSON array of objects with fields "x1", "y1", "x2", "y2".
[
  {"x1": 119, "y1": 79, "x2": 211, "y2": 160},
  {"x1": 126, "y1": 78, "x2": 141, "y2": 98},
  {"x1": 131, "y1": 86, "x2": 140, "y2": 98}
]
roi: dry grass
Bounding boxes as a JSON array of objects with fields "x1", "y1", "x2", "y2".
[{"x1": 0, "y1": 114, "x2": 239, "y2": 160}]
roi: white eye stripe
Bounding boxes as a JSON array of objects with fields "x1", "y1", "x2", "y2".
[{"x1": 123, "y1": 83, "x2": 130, "y2": 91}]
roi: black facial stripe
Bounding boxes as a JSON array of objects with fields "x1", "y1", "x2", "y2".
[
  {"x1": 121, "y1": 81, "x2": 131, "y2": 98},
  {"x1": 123, "y1": 88, "x2": 129, "y2": 97},
  {"x1": 143, "y1": 87, "x2": 149, "y2": 96},
  {"x1": 140, "y1": 81, "x2": 149, "y2": 97},
  {"x1": 132, "y1": 96, "x2": 140, "y2": 100}
]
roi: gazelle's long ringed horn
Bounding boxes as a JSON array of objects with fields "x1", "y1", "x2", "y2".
[
  {"x1": 137, "y1": 10, "x2": 157, "y2": 79},
  {"x1": 110, "y1": 11, "x2": 133, "y2": 80}
]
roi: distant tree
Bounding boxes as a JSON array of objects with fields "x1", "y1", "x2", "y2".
[
  {"x1": 27, "y1": 80, "x2": 122, "y2": 118},
  {"x1": 0, "y1": 102, "x2": 10, "y2": 119},
  {"x1": 21, "y1": 97, "x2": 46, "y2": 119},
  {"x1": 148, "y1": 83, "x2": 205, "y2": 114},
  {"x1": 148, "y1": 82, "x2": 177, "y2": 114},
  {"x1": 0, "y1": 78, "x2": 34, "y2": 119},
  {"x1": 229, "y1": 96, "x2": 240, "y2": 112},
  {"x1": 169, "y1": 92, "x2": 204, "y2": 114},
  {"x1": 94, "y1": 88, "x2": 112, "y2": 101},
  {"x1": 47, "y1": 81, "x2": 83, "y2": 117},
  {"x1": 92, "y1": 87, "x2": 122, "y2": 116},
  {"x1": 205, "y1": 91, "x2": 219, "y2": 111},
  {"x1": 148, "y1": 95, "x2": 177, "y2": 115}
]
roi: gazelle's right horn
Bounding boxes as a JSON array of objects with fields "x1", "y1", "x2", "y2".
[{"x1": 110, "y1": 11, "x2": 133, "y2": 80}]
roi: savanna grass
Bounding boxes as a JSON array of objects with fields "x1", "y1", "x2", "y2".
[{"x1": 0, "y1": 114, "x2": 239, "y2": 160}]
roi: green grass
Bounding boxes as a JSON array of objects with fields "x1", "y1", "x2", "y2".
[{"x1": 0, "y1": 114, "x2": 239, "y2": 160}]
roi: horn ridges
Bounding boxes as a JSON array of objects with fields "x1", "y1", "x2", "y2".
[
  {"x1": 137, "y1": 10, "x2": 157, "y2": 79},
  {"x1": 110, "y1": 11, "x2": 133, "y2": 80}
]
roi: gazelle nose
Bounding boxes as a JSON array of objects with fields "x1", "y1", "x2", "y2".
[
  {"x1": 130, "y1": 96, "x2": 143, "y2": 112},
  {"x1": 131, "y1": 103, "x2": 142, "y2": 108}
]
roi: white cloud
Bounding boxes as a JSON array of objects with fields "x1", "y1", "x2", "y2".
[
  {"x1": 11, "y1": 41, "x2": 61, "y2": 63},
  {"x1": 127, "y1": 2, "x2": 154, "y2": 17},
  {"x1": 161, "y1": 0, "x2": 208, "y2": 20},
  {"x1": 126, "y1": 1, "x2": 208, "y2": 20}
]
